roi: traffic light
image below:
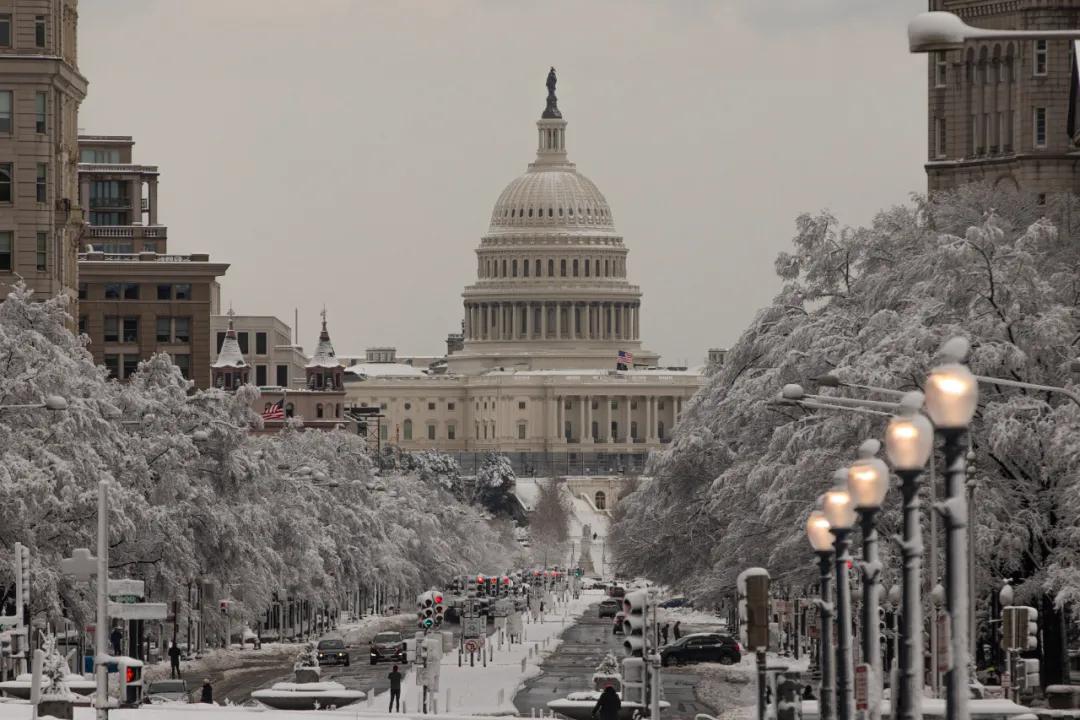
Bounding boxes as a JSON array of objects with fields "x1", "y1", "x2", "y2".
[
  {"x1": 1019, "y1": 658, "x2": 1040, "y2": 691},
  {"x1": 476, "y1": 574, "x2": 486, "y2": 597},
  {"x1": 1002, "y1": 606, "x2": 1039, "y2": 651},
  {"x1": 13, "y1": 543, "x2": 29, "y2": 626},
  {"x1": 1024, "y1": 606, "x2": 1038, "y2": 650},
  {"x1": 432, "y1": 591, "x2": 445, "y2": 628},
  {"x1": 621, "y1": 657, "x2": 646, "y2": 705},
  {"x1": 622, "y1": 590, "x2": 648, "y2": 657},
  {"x1": 737, "y1": 568, "x2": 770, "y2": 651},
  {"x1": 417, "y1": 591, "x2": 436, "y2": 630},
  {"x1": 119, "y1": 661, "x2": 144, "y2": 705}
]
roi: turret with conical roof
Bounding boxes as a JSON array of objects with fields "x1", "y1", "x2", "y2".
[
  {"x1": 306, "y1": 309, "x2": 344, "y2": 390},
  {"x1": 212, "y1": 309, "x2": 250, "y2": 390}
]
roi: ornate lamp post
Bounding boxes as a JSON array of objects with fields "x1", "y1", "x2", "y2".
[
  {"x1": 823, "y1": 479, "x2": 857, "y2": 720},
  {"x1": 924, "y1": 337, "x2": 979, "y2": 720},
  {"x1": 884, "y1": 395, "x2": 934, "y2": 720},
  {"x1": 848, "y1": 441, "x2": 890, "y2": 720},
  {"x1": 807, "y1": 510, "x2": 836, "y2": 720}
]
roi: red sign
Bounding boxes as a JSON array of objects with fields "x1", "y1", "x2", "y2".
[{"x1": 854, "y1": 664, "x2": 869, "y2": 711}]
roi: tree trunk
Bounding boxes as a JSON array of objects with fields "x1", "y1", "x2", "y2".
[{"x1": 1039, "y1": 594, "x2": 1069, "y2": 688}]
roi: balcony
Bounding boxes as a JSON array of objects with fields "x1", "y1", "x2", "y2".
[
  {"x1": 79, "y1": 250, "x2": 210, "y2": 263},
  {"x1": 85, "y1": 225, "x2": 167, "y2": 240},
  {"x1": 90, "y1": 197, "x2": 131, "y2": 209}
]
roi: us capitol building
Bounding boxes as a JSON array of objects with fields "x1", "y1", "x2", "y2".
[{"x1": 344, "y1": 71, "x2": 703, "y2": 476}]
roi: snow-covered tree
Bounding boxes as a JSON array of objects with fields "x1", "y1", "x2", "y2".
[
  {"x1": 474, "y1": 452, "x2": 516, "y2": 516},
  {"x1": 529, "y1": 478, "x2": 569, "y2": 566},
  {"x1": 610, "y1": 185, "x2": 1080, "y2": 684},
  {"x1": 39, "y1": 633, "x2": 71, "y2": 700}
]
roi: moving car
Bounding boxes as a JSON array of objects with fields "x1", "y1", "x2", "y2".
[
  {"x1": 144, "y1": 679, "x2": 190, "y2": 704},
  {"x1": 317, "y1": 638, "x2": 350, "y2": 667},
  {"x1": 369, "y1": 631, "x2": 407, "y2": 666},
  {"x1": 598, "y1": 599, "x2": 620, "y2": 618},
  {"x1": 660, "y1": 633, "x2": 741, "y2": 666},
  {"x1": 613, "y1": 612, "x2": 626, "y2": 635},
  {"x1": 607, "y1": 585, "x2": 626, "y2": 598},
  {"x1": 659, "y1": 597, "x2": 692, "y2": 609}
]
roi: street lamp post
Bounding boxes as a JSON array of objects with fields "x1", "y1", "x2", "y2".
[
  {"x1": 884, "y1": 397, "x2": 934, "y2": 720},
  {"x1": 807, "y1": 511, "x2": 836, "y2": 720},
  {"x1": 924, "y1": 337, "x2": 979, "y2": 720},
  {"x1": 848, "y1": 441, "x2": 890, "y2": 720},
  {"x1": 824, "y1": 480, "x2": 857, "y2": 720},
  {"x1": 908, "y1": 10, "x2": 1080, "y2": 52}
]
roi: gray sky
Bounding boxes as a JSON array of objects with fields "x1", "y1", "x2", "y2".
[{"x1": 78, "y1": 0, "x2": 926, "y2": 365}]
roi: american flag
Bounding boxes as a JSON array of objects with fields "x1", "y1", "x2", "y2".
[
  {"x1": 617, "y1": 350, "x2": 633, "y2": 367},
  {"x1": 262, "y1": 398, "x2": 285, "y2": 421}
]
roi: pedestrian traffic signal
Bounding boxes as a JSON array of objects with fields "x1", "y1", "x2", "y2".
[
  {"x1": 417, "y1": 591, "x2": 436, "y2": 630},
  {"x1": 476, "y1": 574, "x2": 486, "y2": 597},
  {"x1": 622, "y1": 590, "x2": 648, "y2": 657},
  {"x1": 621, "y1": 657, "x2": 646, "y2": 705},
  {"x1": 119, "y1": 660, "x2": 144, "y2": 706}
]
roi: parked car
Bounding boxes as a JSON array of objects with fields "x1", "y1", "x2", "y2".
[
  {"x1": 613, "y1": 612, "x2": 626, "y2": 635},
  {"x1": 660, "y1": 633, "x2": 741, "y2": 666},
  {"x1": 598, "y1": 599, "x2": 620, "y2": 618},
  {"x1": 607, "y1": 585, "x2": 626, "y2": 598},
  {"x1": 144, "y1": 679, "x2": 190, "y2": 704},
  {"x1": 659, "y1": 597, "x2": 692, "y2": 609},
  {"x1": 369, "y1": 631, "x2": 407, "y2": 665},
  {"x1": 317, "y1": 638, "x2": 350, "y2": 667}
]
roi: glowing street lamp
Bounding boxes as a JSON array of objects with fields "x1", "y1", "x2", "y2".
[
  {"x1": 823, "y1": 477, "x2": 855, "y2": 720},
  {"x1": 806, "y1": 510, "x2": 836, "y2": 720}
]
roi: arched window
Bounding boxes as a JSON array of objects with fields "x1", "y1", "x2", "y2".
[
  {"x1": 403, "y1": 419, "x2": 413, "y2": 440},
  {"x1": 512, "y1": 259, "x2": 517, "y2": 277},
  {"x1": 518, "y1": 422, "x2": 526, "y2": 440},
  {"x1": 569, "y1": 207, "x2": 574, "y2": 216},
  {"x1": 335, "y1": 403, "x2": 341, "y2": 417},
  {"x1": 584, "y1": 260, "x2": 590, "y2": 277},
  {"x1": 523, "y1": 259, "x2": 529, "y2": 277},
  {"x1": 548, "y1": 207, "x2": 553, "y2": 217},
  {"x1": 528, "y1": 208, "x2": 533, "y2": 217},
  {"x1": 558, "y1": 207, "x2": 563, "y2": 216},
  {"x1": 502, "y1": 259, "x2": 507, "y2": 277},
  {"x1": 316, "y1": 403, "x2": 324, "y2": 418},
  {"x1": 573, "y1": 259, "x2": 579, "y2": 276},
  {"x1": 604, "y1": 259, "x2": 610, "y2": 276},
  {"x1": 658, "y1": 421, "x2": 665, "y2": 440},
  {"x1": 548, "y1": 259, "x2": 555, "y2": 276},
  {"x1": 591, "y1": 421, "x2": 598, "y2": 440},
  {"x1": 564, "y1": 420, "x2": 572, "y2": 441},
  {"x1": 611, "y1": 421, "x2": 618, "y2": 441},
  {"x1": 595, "y1": 491, "x2": 607, "y2": 510},
  {"x1": 631, "y1": 421, "x2": 638, "y2": 440},
  {"x1": 561, "y1": 259, "x2": 567, "y2": 276},
  {"x1": 595, "y1": 259, "x2": 600, "y2": 276}
]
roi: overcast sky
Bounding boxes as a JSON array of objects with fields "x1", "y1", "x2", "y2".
[{"x1": 78, "y1": 0, "x2": 927, "y2": 365}]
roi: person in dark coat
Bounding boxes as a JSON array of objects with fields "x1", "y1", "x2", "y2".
[
  {"x1": 388, "y1": 665, "x2": 403, "y2": 712},
  {"x1": 110, "y1": 627, "x2": 123, "y2": 656},
  {"x1": 592, "y1": 685, "x2": 621, "y2": 720},
  {"x1": 672, "y1": 621, "x2": 682, "y2": 641},
  {"x1": 168, "y1": 642, "x2": 182, "y2": 678},
  {"x1": 200, "y1": 679, "x2": 213, "y2": 704},
  {"x1": 661, "y1": 623, "x2": 670, "y2": 645}
]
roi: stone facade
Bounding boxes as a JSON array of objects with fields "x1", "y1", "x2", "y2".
[
  {"x1": 210, "y1": 313, "x2": 307, "y2": 389},
  {"x1": 0, "y1": 0, "x2": 88, "y2": 304},
  {"x1": 926, "y1": 0, "x2": 1080, "y2": 196},
  {"x1": 346, "y1": 78, "x2": 703, "y2": 474}
]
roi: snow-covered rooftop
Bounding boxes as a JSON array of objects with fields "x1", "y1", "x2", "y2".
[
  {"x1": 306, "y1": 311, "x2": 338, "y2": 369},
  {"x1": 211, "y1": 312, "x2": 248, "y2": 369},
  {"x1": 345, "y1": 363, "x2": 427, "y2": 378}
]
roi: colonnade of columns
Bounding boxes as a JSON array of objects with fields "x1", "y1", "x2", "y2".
[
  {"x1": 543, "y1": 394, "x2": 685, "y2": 445},
  {"x1": 464, "y1": 300, "x2": 640, "y2": 342}
]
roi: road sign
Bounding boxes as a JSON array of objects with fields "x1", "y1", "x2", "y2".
[
  {"x1": 60, "y1": 548, "x2": 97, "y2": 582},
  {"x1": 108, "y1": 579, "x2": 145, "y2": 598},
  {"x1": 108, "y1": 602, "x2": 168, "y2": 621},
  {"x1": 462, "y1": 617, "x2": 484, "y2": 639},
  {"x1": 854, "y1": 664, "x2": 869, "y2": 711},
  {"x1": 464, "y1": 638, "x2": 479, "y2": 654}
]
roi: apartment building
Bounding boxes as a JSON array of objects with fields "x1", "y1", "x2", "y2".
[{"x1": 209, "y1": 313, "x2": 307, "y2": 388}]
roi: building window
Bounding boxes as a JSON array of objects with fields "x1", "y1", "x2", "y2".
[
  {"x1": 561, "y1": 259, "x2": 567, "y2": 276},
  {"x1": 157, "y1": 284, "x2": 171, "y2": 300},
  {"x1": 123, "y1": 283, "x2": 139, "y2": 299},
  {"x1": 564, "y1": 420, "x2": 572, "y2": 440},
  {"x1": 518, "y1": 422, "x2": 527, "y2": 440},
  {"x1": 34, "y1": 92, "x2": 46, "y2": 134},
  {"x1": 610, "y1": 400, "x2": 618, "y2": 409},
  {"x1": 572, "y1": 259, "x2": 578, "y2": 276},
  {"x1": 591, "y1": 400, "x2": 598, "y2": 410},
  {"x1": 104, "y1": 317, "x2": 119, "y2": 342},
  {"x1": 78, "y1": 316, "x2": 86, "y2": 334},
  {"x1": 1034, "y1": 107, "x2": 1047, "y2": 148},
  {"x1": 501, "y1": 259, "x2": 506, "y2": 276},
  {"x1": 316, "y1": 403, "x2": 324, "y2": 419},
  {"x1": 276, "y1": 364, "x2": 288, "y2": 386},
  {"x1": 595, "y1": 491, "x2": 606, "y2": 510},
  {"x1": 380, "y1": 424, "x2": 388, "y2": 440},
  {"x1": 122, "y1": 356, "x2": 139, "y2": 379},
  {"x1": 659, "y1": 401, "x2": 665, "y2": 410},
  {"x1": 523, "y1": 259, "x2": 529, "y2": 277},
  {"x1": 0, "y1": 163, "x2": 11, "y2": 203},
  {"x1": 518, "y1": 401, "x2": 526, "y2": 410},
  {"x1": 174, "y1": 317, "x2": 190, "y2": 343},
  {"x1": 255, "y1": 331, "x2": 267, "y2": 354},
  {"x1": 237, "y1": 332, "x2": 249, "y2": 354},
  {"x1": 427, "y1": 424, "x2": 436, "y2": 440},
  {"x1": 548, "y1": 259, "x2": 554, "y2": 276},
  {"x1": 447, "y1": 424, "x2": 456, "y2": 440},
  {"x1": 0, "y1": 91, "x2": 11, "y2": 134},
  {"x1": 584, "y1": 259, "x2": 590, "y2": 277},
  {"x1": 380, "y1": 402, "x2": 387, "y2": 410},
  {"x1": 658, "y1": 421, "x2": 666, "y2": 439},
  {"x1": 0, "y1": 231, "x2": 10, "y2": 271},
  {"x1": 428, "y1": 402, "x2": 435, "y2": 410},
  {"x1": 34, "y1": 16, "x2": 45, "y2": 47},
  {"x1": 0, "y1": 16, "x2": 10, "y2": 47},
  {"x1": 215, "y1": 331, "x2": 226, "y2": 352},
  {"x1": 448, "y1": 402, "x2": 455, "y2": 411},
  {"x1": 631, "y1": 420, "x2": 638, "y2": 440},
  {"x1": 591, "y1": 421, "x2": 598, "y2": 440},
  {"x1": 35, "y1": 232, "x2": 46, "y2": 271},
  {"x1": 122, "y1": 317, "x2": 139, "y2": 343},
  {"x1": 104, "y1": 355, "x2": 119, "y2": 379},
  {"x1": 1034, "y1": 39, "x2": 1048, "y2": 76},
  {"x1": 174, "y1": 354, "x2": 191, "y2": 379},
  {"x1": 36, "y1": 163, "x2": 46, "y2": 202},
  {"x1": 403, "y1": 419, "x2": 413, "y2": 440},
  {"x1": 404, "y1": 402, "x2": 411, "y2": 410},
  {"x1": 174, "y1": 283, "x2": 192, "y2": 300},
  {"x1": 512, "y1": 259, "x2": 517, "y2": 277},
  {"x1": 156, "y1": 317, "x2": 171, "y2": 342},
  {"x1": 256, "y1": 365, "x2": 267, "y2": 385}
]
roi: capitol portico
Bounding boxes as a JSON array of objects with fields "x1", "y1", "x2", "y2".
[{"x1": 343, "y1": 71, "x2": 703, "y2": 475}]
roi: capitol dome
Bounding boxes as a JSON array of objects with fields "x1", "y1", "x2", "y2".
[{"x1": 488, "y1": 167, "x2": 615, "y2": 233}]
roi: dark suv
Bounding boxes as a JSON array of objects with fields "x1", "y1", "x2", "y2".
[
  {"x1": 598, "y1": 599, "x2": 620, "y2": 618},
  {"x1": 317, "y1": 638, "x2": 350, "y2": 667},
  {"x1": 369, "y1": 631, "x2": 407, "y2": 665},
  {"x1": 660, "y1": 633, "x2": 741, "y2": 666}
]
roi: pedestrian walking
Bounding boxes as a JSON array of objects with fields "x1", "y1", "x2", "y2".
[
  {"x1": 200, "y1": 678, "x2": 213, "y2": 704},
  {"x1": 387, "y1": 665, "x2": 402, "y2": 712},
  {"x1": 110, "y1": 627, "x2": 123, "y2": 656},
  {"x1": 672, "y1": 621, "x2": 681, "y2": 641},
  {"x1": 168, "y1": 642, "x2": 182, "y2": 679},
  {"x1": 661, "y1": 623, "x2": 669, "y2": 645},
  {"x1": 592, "y1": 684, "x2": 621, "y2": 720}
]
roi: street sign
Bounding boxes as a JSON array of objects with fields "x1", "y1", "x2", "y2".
[
  {"x1": 108, "y1": 579, "x2": 145, "y2": 598},
  {"x1": 464, "y1": 638, "x2": 479, "y2": 654},
  {"x1": 854, "y1": 664, "x2": 869, "y2": 711},
  {"x1": 60, "y1": 548, "x2": 97, "y2": 582},
  {"x1": 108, "y1": 602, "x2": 168, "y2": 621},
  {"x1": 462, "y1": 617, "x2": 484, "y2": 639}
]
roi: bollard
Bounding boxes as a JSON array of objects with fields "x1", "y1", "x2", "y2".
[
  {"x1": 521, "y1": 657, "x2": 527, "y2": 673},
  {"x1": 497, "y1": 688, "x2": 505, "y2": 706},
  {"x1": 445, "y1": 687, "x2": 451, "y2": 713}
]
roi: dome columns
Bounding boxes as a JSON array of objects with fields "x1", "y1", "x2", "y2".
[{"x1": 462, "y1": 300, "x2": 640, "y2": 342}]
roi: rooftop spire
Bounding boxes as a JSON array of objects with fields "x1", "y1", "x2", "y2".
[
  {"x1": 213, "y1": 306, "x2": 247, "y2": 369},
  {"x1": 307, "y1": 306, "x2": 338, "y2": 368},
  {"x1": 542, "y1": 66, "x2": 561, "y2": 119}
]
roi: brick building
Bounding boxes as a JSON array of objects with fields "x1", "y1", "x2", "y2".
[{"x1": 926, "y1": 0, "x2": 1080, "y2": 197}]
